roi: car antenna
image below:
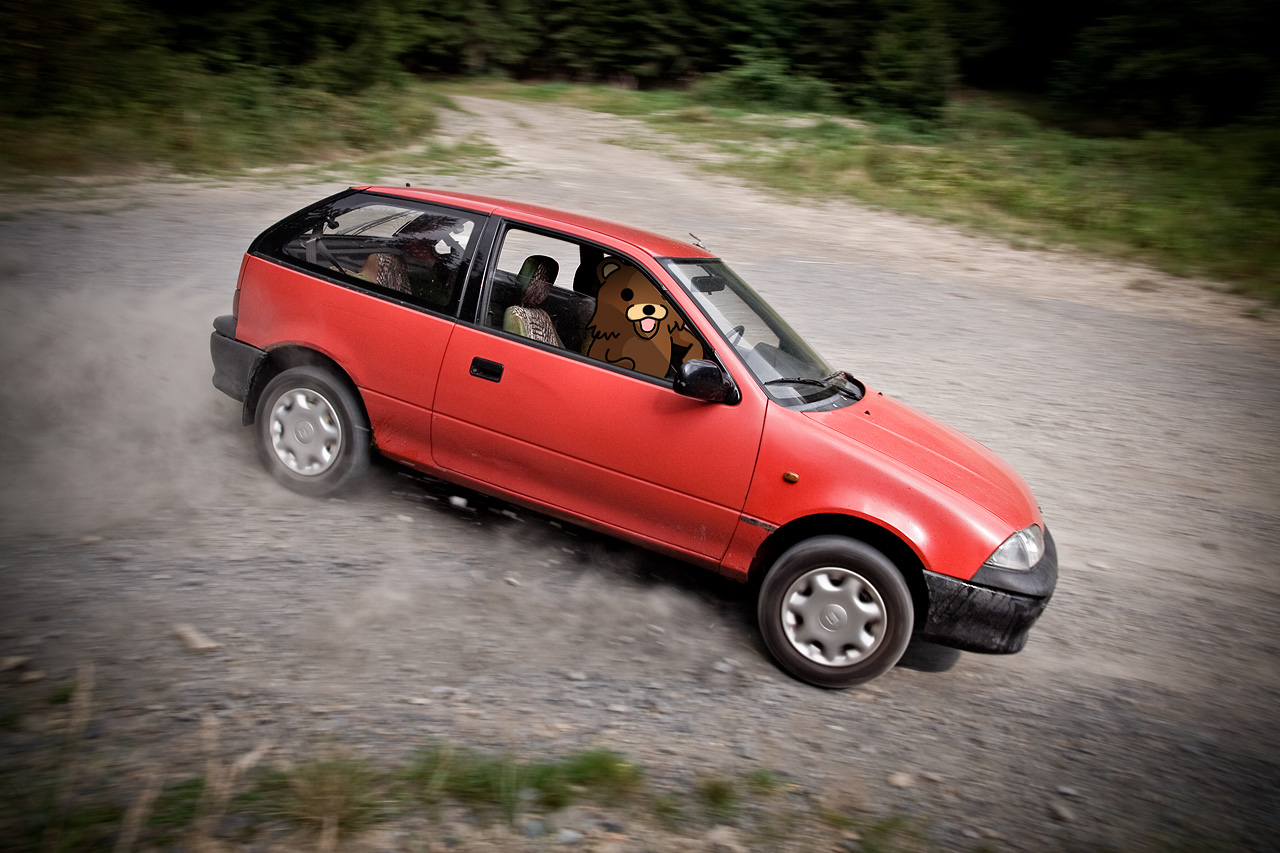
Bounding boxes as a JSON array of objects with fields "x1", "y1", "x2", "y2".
[{"x1": 689, "y1": 232, "x2": 706, "y2": 249}]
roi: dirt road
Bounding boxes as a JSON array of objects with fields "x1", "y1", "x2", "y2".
[{"x1": 1, "y1": 97, "x2": 1278, "y2": 850}]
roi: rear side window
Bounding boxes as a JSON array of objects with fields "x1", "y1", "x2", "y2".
[{"x1": 269, "y1": 194, "x2": 482, "y2": 314}]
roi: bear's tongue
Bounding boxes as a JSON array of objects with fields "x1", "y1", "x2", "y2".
[{"x1": 639, "y1": 317, "x2": 658, "y2": 334}]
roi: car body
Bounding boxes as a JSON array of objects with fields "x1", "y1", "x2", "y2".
[{"x1": 210, "y1": 186, "x2": 1057, "y2": 687}]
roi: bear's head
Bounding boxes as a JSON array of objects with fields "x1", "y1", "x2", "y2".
[{"x1": 593, "y1": 260, "x2": 675, "y2": 342}]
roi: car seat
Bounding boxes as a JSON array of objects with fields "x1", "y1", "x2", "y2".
[
  {"x1": 355, "y1": 252, "x2": 412, "y2": 295},
  {"x1": 573, "y1": 245, "x2": 605, "y2": 298},
  {"x1": 503, "y1": 255, "x2": 563, "y2": 348}
]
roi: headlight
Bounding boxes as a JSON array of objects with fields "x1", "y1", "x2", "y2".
[{"x1": 984, "y1": 525, "x2": 1045, "y2": 571}]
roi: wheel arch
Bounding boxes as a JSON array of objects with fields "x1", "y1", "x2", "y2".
[
  {"x1": 242, "y1": 345, "x2": 369, "y2": 432},
  {"x1": 748, "y1": 514, "x2": 930, "y2": 629}
]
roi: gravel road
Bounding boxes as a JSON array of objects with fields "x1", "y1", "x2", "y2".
[{"x1": 1, "y1": 97, "x2": 1278, "y2": 851}]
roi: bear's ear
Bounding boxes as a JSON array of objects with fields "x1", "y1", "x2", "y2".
[{"x1": 597, "y1": 258, "x2": 624, "y2": 283}]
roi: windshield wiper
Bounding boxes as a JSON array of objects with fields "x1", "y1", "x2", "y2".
[
  {"x1": 764, "y1": 372, "x2": 862, "y2": 400},
  {"x1": 764, "y1": 377, "x2": 828, "y2": 388}
]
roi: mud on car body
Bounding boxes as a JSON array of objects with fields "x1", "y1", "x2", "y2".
[{"x1": 211, "y1": 186, "x2": 1057, "y2": 687}]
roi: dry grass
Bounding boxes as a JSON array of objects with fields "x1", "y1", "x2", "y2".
[
  {"x1": 266, "y1": 753, "x2": 383, "y2": 851},
  {"x1": 189, "y1": 717, "x2": 273, "y2": 852}
]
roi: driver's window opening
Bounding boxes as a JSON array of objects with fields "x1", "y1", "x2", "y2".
[
  {"x1": 487, "y1": 230, "x2": 711, "y2": 382},
  {"x1": 280, "y1": 199, "x2": 477, "y2": 310}
]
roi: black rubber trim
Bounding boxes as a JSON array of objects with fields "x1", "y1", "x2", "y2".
[
  {"x1": 210, "y1": 322, "x2": 265, "y2": 403},
  {"x1": 458, "y1": 213, "x2": 503, "y2": 324},
  {"x1": 968, "y1": 528, "x2": 1058, "y2": 598},
  {"x1": 741, "y1": 515, "x2": 778, "y2": 533},
  {"x1": 247, "y1": 188, "x2": 358, "y2": 256},
  {"x1": 213, "y1": 314, "x2": 237, "y2": 338},
  {"x1": 918, "y1": 572, "x2": 1052, "y2": 654}
]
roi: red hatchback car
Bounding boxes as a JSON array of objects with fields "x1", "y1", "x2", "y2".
[{"x1": 211, "y1": 186, "x2": 1056, "y2": 687}]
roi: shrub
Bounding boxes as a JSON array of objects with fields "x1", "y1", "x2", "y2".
[{"x1": 694, "y1": 51, "x2": 841, "y2": 114}]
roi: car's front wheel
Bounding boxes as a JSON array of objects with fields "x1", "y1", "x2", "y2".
[
  {"x1": 255, "y1": 365, "x2": 369, "y2": 497},
  {"x1": 758, "y1": 536, "x2": 914, "y2": 688}
]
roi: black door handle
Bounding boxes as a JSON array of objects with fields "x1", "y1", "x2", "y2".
[{"x1": 469, "y1": 357, "x2": 504, "y2": 382}]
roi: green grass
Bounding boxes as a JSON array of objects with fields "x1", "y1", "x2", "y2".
[
  {"x1": 725, "y1": 102, "x2": 1280, "y2": 299},
  {"x1": 402, "y1": 742, "x2": 641, "y2": 821},
  {"x1": 146, "y1": 777, "x2": 204, "y2": 842},
  {"x1": 454, "y1": 81, "x2": 1280, "y2": 304},
  {"x1": 694, "y1": 774, "x2": 739, "y2": 821},
  {"x1": 0, "y1": 73, "x2": 449, "y2": 175},
  {"x1": 46, "y1": 683, "x2": 76, "y2": 705},
  {"x1": 745, "y1": 767, "x2": 784, "y2": 795},
  {"x1": 446, "y1": 78, "x2": 689, "y2": 116}
]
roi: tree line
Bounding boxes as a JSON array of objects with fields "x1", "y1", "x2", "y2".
[{"x1": 4, "y1": 0, "x2": 1277, "y2": 130}]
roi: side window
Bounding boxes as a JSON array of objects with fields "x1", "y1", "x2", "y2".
[
  {"x1": 484, "y1": 227, "x2": 707, "y2": 380},
  {"x1": 483, "y1": 229, "x2": 598, "y2": 355},
  {"x1": 276, "y1": 196, "x2": 479, "y2": 313}
]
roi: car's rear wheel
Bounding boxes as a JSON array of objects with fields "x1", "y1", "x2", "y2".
[
  {"x1": 758, "y1": 536, "x2": 913, "y2": 688},
  {"x1": 255, "y1": 365, "x2": 369, "y2": 497}
]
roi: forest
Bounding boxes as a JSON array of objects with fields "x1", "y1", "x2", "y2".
[{"x1": 4, "y1": 0, "x2": 1276, "y2": 129}]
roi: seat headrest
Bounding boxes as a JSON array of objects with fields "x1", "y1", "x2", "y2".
[
  {"x1": 518, "y1": 255, "x2": 558, "y2": 307},
  {"x1": 518, "y1": 255, "x2": 558, "y2": 289}
]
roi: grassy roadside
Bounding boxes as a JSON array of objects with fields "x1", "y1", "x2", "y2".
[
  {"x1": 446, "y1": 80, "x2": 1280, "y2": 306},
  {"x1": 2, "y1": 74, "x2": 1275, "y2": 305},
  {"x1": 1, "y1": 681, "x2": 1244, "y2": 852},
  {"x1": 0, "y1": 76, "x2": 463, "y2": 176},
  {"x1": 0, "y1": 689, "x2": 952, "y2": 853}
]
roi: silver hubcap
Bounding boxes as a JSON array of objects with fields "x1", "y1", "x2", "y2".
[
  {"x1": 781, "y1": 567, "x2": 886, "y2": 667},
  {"x1": 267, "y1": 387, "x2": 342, "y2": 476}
]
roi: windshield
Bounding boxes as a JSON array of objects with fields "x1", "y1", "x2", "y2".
[{"x1": 663, "y1": 259, "x2": 861, "y2": 409}]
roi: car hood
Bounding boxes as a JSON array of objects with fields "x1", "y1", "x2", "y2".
[{"x1": 806, "y1": 390, "x2": 1040, "y2": 530}]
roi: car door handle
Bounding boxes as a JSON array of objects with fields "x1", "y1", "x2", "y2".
[{"x1": 469, "y1": 357, "x2": 504, "y2": 383}]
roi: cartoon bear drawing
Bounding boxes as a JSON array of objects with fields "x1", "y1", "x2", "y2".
[{"x1": 585, "y1": 260, "x2": 705, "y2": 379}]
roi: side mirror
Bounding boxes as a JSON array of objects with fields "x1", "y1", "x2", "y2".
[{"x1": 674, "y1": 360, "x2": 738, "y2": 404}]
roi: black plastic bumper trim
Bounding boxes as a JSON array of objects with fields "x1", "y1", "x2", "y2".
[
  {"x1": 213, "y1": 313, "x2": 237, "y2": 338},
  {"x1": 918, "y1": 572, "x2": 1052, "y2": 654},
  {"x1": 210, "y1": 322, "x2": 265, "y2": 404}
]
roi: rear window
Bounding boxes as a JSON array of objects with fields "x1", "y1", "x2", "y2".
[{"x1": 269, "y1": 193, "x2": 483, "y2": 314}]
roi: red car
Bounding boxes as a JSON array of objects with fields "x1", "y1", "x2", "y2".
[{"x1": 211, "y1": 187, "x2": 1056, "y2": 687}]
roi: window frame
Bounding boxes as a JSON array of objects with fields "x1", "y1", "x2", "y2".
[
  {"x1": 474, "y1": 219, "x2": 723, "y2": 387},
  {"x1": 251, "y1": 189, "x2": 487, "y2": 319}
]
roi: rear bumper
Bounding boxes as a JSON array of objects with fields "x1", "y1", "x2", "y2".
[
  {"x1": 210, "y1": 315, "x2": 265, "y2": 410},
  {"x1": 919, "y1": 529, "x2": 1057, "y2": 654}
]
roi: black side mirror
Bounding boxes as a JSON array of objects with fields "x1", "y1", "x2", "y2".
[{"x1": 674, "y1": 360, "x2": 738, "y2": 403}]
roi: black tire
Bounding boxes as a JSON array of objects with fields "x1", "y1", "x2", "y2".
[
  {"x1": 254, "y1": 365, "x2": 370, "y2": 497},
  {"x1": 757, "y1": 536, "x2": 913, "y2": 688}
]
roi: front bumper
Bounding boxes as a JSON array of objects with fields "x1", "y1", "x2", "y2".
[{"x1": 918, "y1": 529, "x2": 1058, "y2": 654}]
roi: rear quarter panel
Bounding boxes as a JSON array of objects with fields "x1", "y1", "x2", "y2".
[{"x1": 234, "y1": 255, "x2": 457, "y2": 466}]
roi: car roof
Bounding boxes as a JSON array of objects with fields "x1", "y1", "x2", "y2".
[{"x1": 358, "y1": 186, "x2": 716, "y2": 260}]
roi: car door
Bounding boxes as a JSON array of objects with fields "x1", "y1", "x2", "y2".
[{"x1": 430, "y1": 227, "x2": 766, "y2": 562}]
